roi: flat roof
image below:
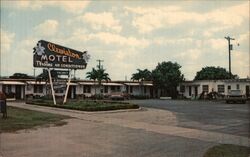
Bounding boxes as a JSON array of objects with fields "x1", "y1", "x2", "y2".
[
  {"x1": 27, "y1": 81, "x2": 46, "y2": 85},
  {"x1": 0, "y1": 81, "x2": 25, "y2": 85}
]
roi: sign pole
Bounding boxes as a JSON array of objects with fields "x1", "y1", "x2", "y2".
[
  {"x1": 48, "y1": 68, "x2": 56, "y2": 105},
  {"x1": 63, "y1": 70, "x2": 72, "y2": 104}
]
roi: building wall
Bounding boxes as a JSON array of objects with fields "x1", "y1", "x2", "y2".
[{"x1": 179, "y1": 79, "x2": 250, "y2": 98}]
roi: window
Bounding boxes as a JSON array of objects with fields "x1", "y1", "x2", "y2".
[
  {"x1": 116, "y1": 86, "x2": 120, "y2": 91},
  {"x1": 34, "y1": 85, "x2": 43, "y2": 93},
  {"x1": 202, "y1": 85, "x2": 209, "y2": 93},
  {"x1": 144, "y1": 87, "x2": 147, "y2": 94},
  {"x1": 130, "y1": 86, "x2": 133, "y2": 93},
  {"x1": 236, "y1": 84, "x2": 240, "y2": 90},
  {"x1": 111, "y1": 86, "x2": 115, "y2": 91},
  {"x1": 189, "y1": 86, "x2": 192, "y2": 96},
  {"x1": 228, "y1": 85, "x2": 231, "y2": 90},
  {"x1": 83, "y1": 85, "x2": 91, "y2": 93},
  {"x1": 217, "y1": 85, "x2": 225, "y2": 93},
  {"x1": 3, "y1": 85, "x2": 12, "y2": 94},
  {"x1": 180, "y1": 85, "x2": 185, "y2": 93},
  {"x1": 104, "y1": 86, "x2": 108, "y2": 93}
]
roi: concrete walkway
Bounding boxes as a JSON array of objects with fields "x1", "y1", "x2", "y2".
[{"x1": 7, "y1": 103, "x2": 250, "y2": 147}]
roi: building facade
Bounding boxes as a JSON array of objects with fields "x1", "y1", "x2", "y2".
[
  {"x1": 0, "y1": 79, "x2": 153, "y2": 100},
  {"x1": 178, "y1": 79, "x2": 250, "y2": 99}
]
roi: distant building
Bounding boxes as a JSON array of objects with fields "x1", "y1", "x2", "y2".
[
  {"x1": 178, "y1": 78, "x2": 250, "y2": 99},
  {"x1": 0, "y1": 78, "x2": 154, "y2": 100}
]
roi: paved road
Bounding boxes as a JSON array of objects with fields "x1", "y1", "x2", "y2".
[
  {"x1": 1, "y1": 102, "x2": 249, "y2": 157},
  {"x1": 128, "y1": 99, "x2": 250, "y2": 137}
]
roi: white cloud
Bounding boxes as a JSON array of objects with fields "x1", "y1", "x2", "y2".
[
  {"x1": 232, "y1": 51, "x2": 249, "y2": 78},
  {"x1": 88, "y1": 32, "x2": 149, "y2": 48},
  {"x1": 78, "y1": 12, "x2": 122, "y2": 32},
  {"x1": 34, "y1": 19, "x2": 58, "y2": 37},
  {"x1": 125, "y1": 2, "x2": 249, "y2": 34},
  {"x1": 2, "y1": 1, "x2": 90, "y2": 14},
  {"x1": 207, "y1": 38, "x2": 227, "y2": 52},
  {"x1": 1, "y1": 29, "x2": 15, "y2": 53},
  {"x1": 125, "y1": 6, "x2": 204, "y2": 33},
  {"x1": 238, "y1": 31, "x2": 250, "y2": 43},
  {"x1": 203, "y1": 26, "x2": 232, "y2": 37},
  {"x1": 176, "y1": 49, "x2": 202, "y2": 61}
]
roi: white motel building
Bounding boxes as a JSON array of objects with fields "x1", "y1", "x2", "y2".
[
  {"x1": 0, "y1": 78, "x2": 154, "y2": 100},
  {"x1": 0, "y1": 78, "x2": 249, "y2": 100},
  {"x1": 178, "y1": 78, "x2": 250, "y2": 99}
]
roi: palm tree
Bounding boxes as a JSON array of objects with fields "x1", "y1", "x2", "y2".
[
  {"x1": 131, "y1": 69, "x2": 152, "y2": 81},
  {"x1": 86, "y1": 68, "x2": 110, "y2": 96},
  {"x1": 131, "y1": 69, "x2": 152, "y2": 95}
]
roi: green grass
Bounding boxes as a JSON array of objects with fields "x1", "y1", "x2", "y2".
[
  {"x1": 27, "y1": 99, "x2": 140, "y2": 111},
  {"x1": 0, "y1": 106, "x2": 70, "y2": 133},
  {"x1": 203, "y1": 144, "x2": 250, "y2": 157}
]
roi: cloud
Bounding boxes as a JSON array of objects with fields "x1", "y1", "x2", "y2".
[
  {"x1": 176, "y1": 49, "x2": 202, "y2": 61},
  {"x1": 34, "y1": 19, "x2": 58, "y2": 37},
  {"x1": 67, "y1": 29, "x2": 149, "y2": 49},
  {"x1": 125, "y1": 6, "x2": 204, "y2": 33},
  {"x1": 88, "y1": 32, "x2": 149, "y2": 48},
  {"x1": 125, "y1": 2, "x2": 249, "y2": 34},
  {"x1": 77, "y1": 12, "x2": 122, "y2": 33},
  {"x1": 232, "y1": 50, "x2": 249, "y2": 78},
  {"x1": 2, "y1": 1, "x2": 90, "y2": 14},
  {"x1": 1, "y1": 29, "x2": 15, "y2": 53},
  {"x1": 207, "y1": 38, "x2": 227, "y2": 52}
]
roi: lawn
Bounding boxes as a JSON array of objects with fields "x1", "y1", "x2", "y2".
[
  {"x1": 203, "y1": 144, "x2": 250, "y2": 157},
  {"x1": 27, "y1": 99, "x2": 139, "y2": 111},
  {"x1": 0, "y1": 106, "x2": 69, "y2": 133}
]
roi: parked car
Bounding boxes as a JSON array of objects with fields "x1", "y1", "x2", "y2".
[
  {"x1": 110, "y1": 92, "x2": 126, "y2": 100},
  {"x1": 226, "y1": 90, "x2": 246, "y2": 104}
]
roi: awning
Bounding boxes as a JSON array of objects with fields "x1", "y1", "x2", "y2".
[
  {"x1": 143, "y1": 83, "x2": 153, "y2": 86},
  {"x1": 68, "y1": 82, "x2": 77, "y2": 86},
  {"x1": 26, "y1": 81, "x2": 46, "y2": 85},
  {"x1": 79, "y1": 82, "x2": 96, "y2": 85},
  {"x1": 124, "y1": 83, "x2": 140, "y2": 86},
  {"x1": 102, "y1": 83, "x2": 123, "y2": 86},
  {"x1": 0, "y1": 81, "x2": 25, "y2": 85},
  {"x1": 124, "y1": 82, "x2": 153, "y2": 86}
]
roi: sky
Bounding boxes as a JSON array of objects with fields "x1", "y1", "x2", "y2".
[{"x1": 1, "y1": 0, "x2": 249, "y2": 81}]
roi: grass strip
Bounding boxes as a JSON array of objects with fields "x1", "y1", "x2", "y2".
[{"x1": 0, "y1": 106, "x2": 69, "y2": 133}]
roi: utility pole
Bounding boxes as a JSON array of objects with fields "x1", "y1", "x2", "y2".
[
  {"x1": 225, "y1": 36, "x2": 235, "y2": 78},
  {"x1": 33, "y1": 68, "x2": 36, "y2": 77},
  {"x1": 96, "y1": 59, "x2": 104, "y2": 69}
]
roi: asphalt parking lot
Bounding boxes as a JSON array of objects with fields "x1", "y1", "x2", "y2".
[
  {"x1": 128, "y1": 99, "x2": 250, "y2": 137},
  {"x1": 1, "y1": 100, "x2": 249, "y2": 157}
]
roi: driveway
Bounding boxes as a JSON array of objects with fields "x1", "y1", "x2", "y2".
[
  {"x1": 128, "y1": 99, "x2": 250, "y2": 137},
  {"x1": 0, "y1": 101, "x2": 249, "y2": 157}
]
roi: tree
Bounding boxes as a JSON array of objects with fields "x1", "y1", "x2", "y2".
[
  {"x1": 194, "y1": 66, "x2": 238, "y2": 80},
  {"x1": 152, "y1": 61, "x2": 184, "y2": 98},
  {"x1": 86, "y1": 67, "x2": 110, "y2": 95},
  {"x1": 131, "y1": 69, "x2": 152, "y2": 96},
  {"x1": 9, "y1": 73, "x2": 34, "y2": 79},
  {"x1": 131, "y1": 69, "x2": 152, "y2": 81}
]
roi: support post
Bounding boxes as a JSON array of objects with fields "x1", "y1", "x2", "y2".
[
  {"x1": 63, "y1": 70, "x2": 72, "y2": 104},
  {"x1": 225, "y1": 36, "x2": 235, "y2": 78},
  {"x1": 47, "y1": 68, "x2": 56, "y2": 105}
]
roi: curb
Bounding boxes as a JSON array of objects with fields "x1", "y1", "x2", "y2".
[{"x1": 9, "y1": 103, "x2": 143, "y2": 115}]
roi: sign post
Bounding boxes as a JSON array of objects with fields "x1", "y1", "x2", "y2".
[
  {"x1": 33, "y1": 40, "x2": 90, "y2": 104},
  {"x1": 47, "y1": 68, "x2": 56, "y2": 105},
  {"x1": 63, "y1": 70, "x2": 72, "y2": 104}
]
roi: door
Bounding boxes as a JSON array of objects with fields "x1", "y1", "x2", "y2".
[
  {"x1": 15, "y1": 85, "x2": 22, "y2": 99},
  {"x1": 194, "y1": 86, "x2": 198, "y2": 98},
  {"x1": 246, "y1": 86, "x2": 249, "y2": 98}
]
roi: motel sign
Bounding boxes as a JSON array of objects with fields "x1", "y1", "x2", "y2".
[{"x1": 33, "y1": 40, "x2": 89, "y2": 69}]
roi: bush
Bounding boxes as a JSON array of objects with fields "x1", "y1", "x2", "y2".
[
  {"x1": 26, "y1": 100, "x2": 139, "y2": 112},
  {"x1": 130, "y1": 95, "x2": 150, "y2": 99}
]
